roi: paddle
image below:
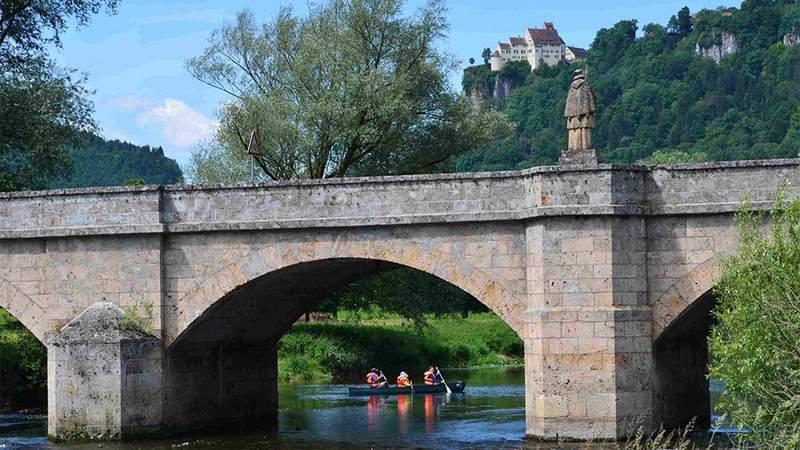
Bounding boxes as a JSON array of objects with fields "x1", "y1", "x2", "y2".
[
  {"x1": 435, "y1": 366, "x2": 452, "y2": 394},
  {"x1": 379, "y1": 369, "x2": 388, "y2": 387}
]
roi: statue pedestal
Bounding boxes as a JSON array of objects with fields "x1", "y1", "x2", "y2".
[{"x1": 559, "y1": 148, "x2": 598, "y2": 166}]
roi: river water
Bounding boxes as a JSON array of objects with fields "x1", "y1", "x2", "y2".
[{"x1": 0, "y1": 366, "x2": 732, "y2": 449}]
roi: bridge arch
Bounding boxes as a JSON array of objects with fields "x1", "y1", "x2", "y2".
[
  {"x1": 0, "y1": 278, "x2": 48, "y2": 344},
  {"x1": 651, "y1": 258, "x2": 721, "y2": 431},
  {"x1": 651, "y1": 257, "x2": 720, "y2": 344},
  {"x1": 167, "y1": 239, "x2": 526, "y2": 348}
]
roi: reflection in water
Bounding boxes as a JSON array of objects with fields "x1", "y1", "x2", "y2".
[
  {"x1": 367, "y1": 394, "x2": 385, "y2": 432},
  {"x1": 0, "y1": 367, "x2": 735, "y2": 449},
  {"x1": 2, "y1": 367, "x2": 527, "y2": 449},
  {"x1": 396, "y1": 394, "x2": 411, "y2": 434}
]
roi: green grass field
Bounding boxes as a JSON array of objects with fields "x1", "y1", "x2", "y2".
[{"x1": 278, "y1": 312, "x2": 523, "y2": 382}]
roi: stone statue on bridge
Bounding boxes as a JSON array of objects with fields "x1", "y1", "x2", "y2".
[{"x1": 561, "y1": 68, "x2": 598, "y2": 166}]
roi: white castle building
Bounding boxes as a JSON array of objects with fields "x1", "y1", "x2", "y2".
[{"x1": 490, "y1": 22, "x2": 586, "y2": 71}]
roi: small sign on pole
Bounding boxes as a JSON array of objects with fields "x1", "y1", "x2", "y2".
[{"x1": 246, "y1": 129, "x2": 261, "y2": 182}]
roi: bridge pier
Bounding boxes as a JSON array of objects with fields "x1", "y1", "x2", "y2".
[
  {"x1": 524, "y1": 215, "x2": 654, "y2": 440},
  {"x1": 162, "y1": 339, "x2": 278, "y2": 432},
  {"x1": 46, "y1": 302, "x2": 278, "y2": 440},
  {"x1": 47, "y1": 302, "x2": 163, "y2": 440}
]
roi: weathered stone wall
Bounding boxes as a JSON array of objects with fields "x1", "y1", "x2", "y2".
[
  {"x1": 1, "y1": 159, "x2": 799, "y2": 441},
  {"x1": 524, "y1": 216, "x2": 652, "y2": 439},
  {"x1": 47, "y1": 303, "x2": 162, "y2": 440},
  {"x1": 0, "y1": 235, "x2": 162, "y2": 342}
]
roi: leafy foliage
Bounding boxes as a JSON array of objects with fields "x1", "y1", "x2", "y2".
[
  {"x1": 458, "y1": 1, "x2": 800, "y2": 172},
  {"x1": 186, "y1": 0, "x2": 510, "y2": 182},
  {"x1": 0, "y1": 0, "x2": 118, "y2": 65},
  {"x1": 0, "y1": 1, "x2": 117, "y2": 191},
  {"x1": 317, "y1": 267, "x2": 488, "y2": 327},
  {"x1": 709, "y1": 190, "x2": 800, "y2": 447},
  {"x1": 0, "y1": 58, "x2": 96, "y2": 190},
  {"x1": 461, "y1": 63, "x2": 494, "y2": 93},
  {"x1": 635, "y1": 149, "x2": 707, "y2": 165},
  {"x1": 481, "y1": 47, "x2": 492, "y2": 64},
  {"x1": 498, "y1": 60, "x2": 531, "y2": 86},
  {"x1": 278, "y1": 312, "x2": 522, "y2": 382},
  {"x1": 0, "y1": 309, "x2": 46, "y2": 407}
]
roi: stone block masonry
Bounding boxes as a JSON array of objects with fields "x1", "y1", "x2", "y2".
[
  {"x1": 1, "y1": 159, "x2": 799, "y2": 441},
  {"x1": 47, "y1": 302, "x2": 162, "y2": 440}
]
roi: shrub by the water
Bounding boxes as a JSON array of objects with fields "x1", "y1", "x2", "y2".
[
  {"x1": 0, "y1": 309, "x2": 46, "y2": 407},
  {"x1": 709, "y1": 190, "x2": 800, "y2": 448}
]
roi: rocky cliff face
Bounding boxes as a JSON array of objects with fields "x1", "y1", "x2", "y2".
[
  {"x1": 696, "y1": 32, "x2": 738, "y2": 63},
  {"x1": 464, "y1": 75, "x2": 519, "y2": 106},
  {"x1": 493, "y1": 76, "x2": 516, "y2": 102},
  {"x1": 784, "y1": 33, "x2": 800, "y2": 47}
]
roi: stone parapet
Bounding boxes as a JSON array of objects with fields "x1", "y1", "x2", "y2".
[{"x1": 2, "y1": 160, "x2": 797, "y2": 240}]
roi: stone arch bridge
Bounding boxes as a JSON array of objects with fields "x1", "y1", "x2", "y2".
[{"x1": 1, "y1": 160, "x2": 798, "y2": 441}]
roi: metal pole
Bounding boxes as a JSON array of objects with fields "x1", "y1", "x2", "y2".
[{"x1": 251, "y1": 157, "x2": 255, "y2": 183}]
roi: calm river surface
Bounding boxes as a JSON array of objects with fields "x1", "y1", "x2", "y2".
[{"x1": 0, "y1": 366, "x2": 731, "y2": 449}]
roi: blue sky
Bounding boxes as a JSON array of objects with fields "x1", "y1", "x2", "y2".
[{"x1": 54, "y1": 0, "x2": 739, "y2": 167}]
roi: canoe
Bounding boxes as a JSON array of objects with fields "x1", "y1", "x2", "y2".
[{"x1": 348, "y1": 381, "x2": 466, "y2": 396}]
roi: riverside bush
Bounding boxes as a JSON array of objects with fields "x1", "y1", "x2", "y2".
[
  {"x1": 0, "y1": 309, "x2": 46, "y2": 407},
  {"x1": 709, "y1": 190, "x2": 800, "y2": 447},
  {"x1": 277, "y1": 312, "x2": 523, "y2": 382}
]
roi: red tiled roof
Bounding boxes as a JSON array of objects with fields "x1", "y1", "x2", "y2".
[
  {"x1": 527, "y1": 26, "x2": 565, "y2": 45},
  {"x1": 509, "y1": 37, "x2": 527, "y2": 46},
  {"x1": 492, "y1": 50, "x2": 500, "y2": 57},
  {"x1": 567, "y1": 46, "x2": 587, "y2": 58},
  {"x1": 498, "y1": 42, "x2": 510, "y2": 49}
]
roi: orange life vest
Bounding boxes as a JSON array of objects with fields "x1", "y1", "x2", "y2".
[
  {"x1": 367, "y1": 371, "x2": 382, "y2": 387},
  {"x1": 397, "y1": 375, "x2": 412, "y2": 387},
  {"x1": 423, "y1": 370, "x2": 436, "y2": 385}
]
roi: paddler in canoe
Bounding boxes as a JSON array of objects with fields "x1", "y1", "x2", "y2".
[
  {"x1": 397, "y1": 371, "x2": 413, "y2": 388},
  {"x1": 423, "y1": 366, "x2": 444, "y2": 385},
  {"x1": 350, "y1": 366, "x2": 466, "y2": 395},
  {"x1": 366, "y1": 368, "x2": 388, "y2": 388}
]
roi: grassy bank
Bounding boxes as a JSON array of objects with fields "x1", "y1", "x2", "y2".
[{"x1": 278, "y1": 312, "x2": 522, "y2": 382}]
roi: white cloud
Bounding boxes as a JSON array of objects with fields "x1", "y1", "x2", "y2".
[{"x1": 138, "y1": 98, "x2": 218, "y2": 148}]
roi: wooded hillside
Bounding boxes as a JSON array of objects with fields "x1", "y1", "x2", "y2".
[{"x1": 456, "y1": 0, "x2": 800, "y2": 171}]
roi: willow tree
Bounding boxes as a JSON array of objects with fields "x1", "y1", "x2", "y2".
[{"x1": 186, "y1": 0, "x2": 509, "y2": 182}]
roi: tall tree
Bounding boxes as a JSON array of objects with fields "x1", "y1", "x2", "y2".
[
  {"x1": 0, "y1": 0, "x2": 118, "y2": 190},
  {"x1": 481, "y1": 47, "x2": 492, "y2": 65},
  {"x1": 668, "y1": 6, "x2": 693, "y2": 37},
  {"x1": 0, "y1": 0, "x2": 118, "y2": 66},
  {"x1": 186, "y1": 0, "x2": 510, "y2": 182},
  {"x1": 0, "y1": 58, "x2": 96, "y2": 189}
]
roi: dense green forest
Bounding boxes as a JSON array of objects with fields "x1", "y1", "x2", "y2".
[
  {"x1": 53, "y1": 134, "x2": 182, "y2": 188},
  {"x1": 455, "y1": 0, "x2": 800, "y2": 171}
]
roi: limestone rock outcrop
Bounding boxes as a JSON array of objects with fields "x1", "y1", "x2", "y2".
[{"x1": 695, "y1": 32, "x2": 738, "y2": 63}]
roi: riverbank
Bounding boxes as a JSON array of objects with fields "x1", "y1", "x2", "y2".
[{"x1": 278, "y1": 312, "x2": 523, "y2": 382}]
